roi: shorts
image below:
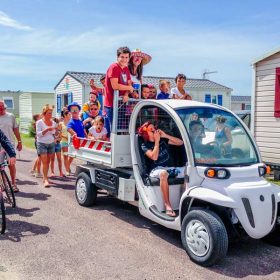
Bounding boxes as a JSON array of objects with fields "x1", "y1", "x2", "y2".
[
  {"x1": 61, "y1": 142, "x2": 68, "y2": 148},
  {"x1": 35, "y1": 140, "x2": 40, "y2": 156},
  {"x1": 149, "y1": 166, "x2": 185, "y2": 179},
  {"x1": 37, "y1": 142, "x2": 55, "y2": 155},
  {"x1": 55, "y1": 143, "x2": 62, "y2": 153}
]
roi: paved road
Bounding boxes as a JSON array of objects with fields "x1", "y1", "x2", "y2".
[{"x1": 0, "y1": 148, "x2": 280, "y2": 280}]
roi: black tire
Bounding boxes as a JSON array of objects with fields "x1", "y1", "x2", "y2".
[
  {"x1": 75, "y1": 172, "x2": 97, "y2": 207},
  {"x1": 0, "y1": 193, "x2": 6, "y2": 234},
  {"x1": 263, "y1": 224, "x2": 280, "y2": 246},
  {"x1": 1, "y1": 170, "x2": 16, "y2": 208},
  {"x1": 181, "y1": 209, "x2": 228, "y2": 267}
]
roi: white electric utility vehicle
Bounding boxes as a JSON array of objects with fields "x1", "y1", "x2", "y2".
[{"x1": 68, "y1": 92, "x2": 280, "y2": 267}]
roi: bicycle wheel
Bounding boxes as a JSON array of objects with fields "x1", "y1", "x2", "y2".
[
  {"x1": 0, "y1": 193, "x2": 6, "y2": 234},
  {"x1": 1, "y1": 170, "x2": 16, "y2": 208}
]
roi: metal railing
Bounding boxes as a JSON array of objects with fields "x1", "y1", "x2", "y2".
[{"x1": 112, "y1": 91, "x2": 141, "y2": 134}]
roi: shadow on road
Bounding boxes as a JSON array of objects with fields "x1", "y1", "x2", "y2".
[
  {"x1": 49, "y1": 176, "x2": 76, "y2": 191},
  {"x1": 5, "y1": 206, "x2": 40, "y2": 218},
  {"x1": 89, "y1": 195, "x2": 280, "y2": 278},
  {"x1": 0, "y1": 219, "x2": 50, "y2": 242},
  {"x1": 16, "y1": 180, "x2": 39, "y2": 186},
  {"x1": 211, "y1": 240, "x2": 280, "y2": 277},
  {"x1": 15, "y1": 192, "x2": 51, "y2": 201},
  {"x1": 90, "y1": 195, "x2": 182, "y2": 249},
  {"x1": 16, "y1": 159, "x2": 32, "y2": 163}
]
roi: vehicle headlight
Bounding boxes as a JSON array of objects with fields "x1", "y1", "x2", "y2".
[
  {"x1": 217, "y1": 169, "x2": 227, "y2": 179},
  {"x1": 205, "y1": 168, "x2": 230, "y2": 179}
]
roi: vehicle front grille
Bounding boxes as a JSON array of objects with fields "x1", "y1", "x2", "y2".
[
  {"x1": 242, "y1": 198, "x2": 255, "y2": 228},
  {"x1": 271, "y1": 194, "x2": 276, "y2": 225}
]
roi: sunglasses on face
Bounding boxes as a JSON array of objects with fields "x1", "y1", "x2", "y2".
[{"x1": 71, "y1": 109, "x2": 79, "y2": 113}]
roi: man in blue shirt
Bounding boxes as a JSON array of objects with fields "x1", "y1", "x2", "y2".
[{"x1": 67, "y1": 102, "x2": 86, "y2": 138}]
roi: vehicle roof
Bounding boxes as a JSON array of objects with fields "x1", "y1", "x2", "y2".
[{"x1": 148, "y1": 99, "x2": 225, "y2": 110}]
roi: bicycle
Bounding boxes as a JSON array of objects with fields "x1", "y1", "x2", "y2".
[
  {"x1": 0, "y1": 158, "x2": 16, "y2": 209},
  {"x1": 0, "y1": 150, "x2": 16, "y2": 234},
  {"x1": 0, "y1": 192, "x2": 5, "y2": 234}
]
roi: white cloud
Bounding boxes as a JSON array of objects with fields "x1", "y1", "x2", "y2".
[{"x1": 0, "y1": 11, "x2": 32, "y2": 31}]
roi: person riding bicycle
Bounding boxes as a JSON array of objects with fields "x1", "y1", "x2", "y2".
[{"x1": 0, "y1": 128, "x2": 16, "y2": 166}]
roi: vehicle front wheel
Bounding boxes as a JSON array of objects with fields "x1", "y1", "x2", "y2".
[
  {"x1": 75, "y1": 172, "x2": 97, "y2": 207},
  {"x1": 181, "y1": 209, "x2": 228, "y2": 267}
]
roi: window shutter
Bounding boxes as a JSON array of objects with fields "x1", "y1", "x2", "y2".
[
  {"x1": 218, "y1": 95, "x2": 223, "y2": 106},
  {"x1": 274, "y1": 68, "x2": 280, "y2": 117},
  {"x1": 68, "y1": 92, "x2": 73, "y2": 104},
  {"x1": 242, "y1": 103, "x2": 245, "y2": 110},
  {"x1": 205, "y1": 94, "x2": 211, "y2": 103},
  {"x1": 57, "y1": 94, "x2": 62, "y2": 113}
]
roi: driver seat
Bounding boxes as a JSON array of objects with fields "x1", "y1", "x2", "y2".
[{"x1": 135, "y1": 135, "x2": 185, "y2": 186}]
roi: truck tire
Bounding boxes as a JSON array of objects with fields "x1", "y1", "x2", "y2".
[
  {"x1": 263, "y1": 224, "x2": 280, "y2": 246},
  {"x1": 181, "y1": 209, "x2": 228, "y2": 267},
  {"x1": 75, "y1": 172, "x2": 97, "y2": 207}
]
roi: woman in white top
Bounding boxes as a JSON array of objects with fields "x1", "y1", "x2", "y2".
[
  {"x1": 171, "y1": 73, "x2": 192, "y2": 100},
  {"x1": 128, "y1": 49, "x2": 152, "y2": 97},
  {"x1": 36, "y1": 104, "x2": 57, "y2": 187}
]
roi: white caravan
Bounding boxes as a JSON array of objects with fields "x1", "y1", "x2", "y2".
[{"x1": 68, "y1": 93, "x2": 280, "y2": 267}]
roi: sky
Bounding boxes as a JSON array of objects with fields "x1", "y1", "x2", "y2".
[{"x1": 0, "y1": 0, "x2": 280, "y2": 95}]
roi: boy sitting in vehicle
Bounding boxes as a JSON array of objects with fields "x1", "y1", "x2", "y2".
[
  {"x1": 88, "y1": 116, "x2": 108, "y2": 141},
  {"x1": 139, "y1": 121, "x2": 184, "y2": 217}
]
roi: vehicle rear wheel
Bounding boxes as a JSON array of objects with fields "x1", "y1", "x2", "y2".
[
  {"x1": 0, "y1": 193, "x2": 6, "y2": 234},
  {"x1": 1, "y1": 170, "x2": 16, "y2": 208},
  {"x1": 181, "y1": 209, "x2": 228, "y2": 267},
  {"x1": 75, "y1": 172, "x2": 97, "y2": 207}
]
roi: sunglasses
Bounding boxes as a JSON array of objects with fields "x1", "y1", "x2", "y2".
[{"x1": 70, "y1": 109, "x2": 79, "y2": 113}]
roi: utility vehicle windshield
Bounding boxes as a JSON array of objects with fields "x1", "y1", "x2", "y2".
[{"x1": 176, "y1": 107, "x2": 259, "y2": 166}]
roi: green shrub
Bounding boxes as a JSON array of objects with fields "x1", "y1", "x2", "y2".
[{"x1": 29, "y1": 120, "x2": 36, "y2": 137}]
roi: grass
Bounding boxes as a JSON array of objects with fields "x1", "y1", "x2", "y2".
[
  {"x1": 267, "y1": 178, "x2": 280, "y2": 187},
  {"x1": 21, "y1": 133, "x2": 35, "y2": 150}
]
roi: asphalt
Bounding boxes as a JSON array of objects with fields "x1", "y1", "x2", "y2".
[{"x1": 0, "y1": 148, "x2": 280, "y2": 280}]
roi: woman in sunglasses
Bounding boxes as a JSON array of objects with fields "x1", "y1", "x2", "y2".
[{"x1": 139, "y1": 122, "x2": 184, "y2": 217}]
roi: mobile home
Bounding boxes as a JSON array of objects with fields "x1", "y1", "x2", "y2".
[
  {"x1": 54, "y1": 71, "x2": 232, "y2": 114},
  {"x1": 252, "y1": 47, "x2": 280, "y2": 179}
]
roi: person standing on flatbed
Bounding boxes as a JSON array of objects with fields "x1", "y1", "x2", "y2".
[{"x1": 104, "y1": 46, "x2": 134, "y2": 137}]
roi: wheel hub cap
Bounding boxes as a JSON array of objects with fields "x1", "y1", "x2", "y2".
[
  {"x1": 185, "y1": 219, "x2": 210, "y2": 257},
  {"x1": 76, "y1": 179, "x2": 87, "y2": 202}
]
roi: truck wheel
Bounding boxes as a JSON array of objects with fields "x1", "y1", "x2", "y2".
[
  {"x1": 263, "y1": 224, "x2": 280, "y2": 246},
  {"x1": 181, "y1": 209, "x2": 228, "y2": 267},
  {"x1": 75, "y1": 172, "x2": 97, "y2": 207}
]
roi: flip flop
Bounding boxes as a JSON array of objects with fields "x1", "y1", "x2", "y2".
[{"x1": 166, "y1": 209, "x2": 176, "y2": 217}]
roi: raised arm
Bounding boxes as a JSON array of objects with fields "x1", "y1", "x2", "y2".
[{"x1": 158, "y1": 130, "x2": 183, "y2": 146}]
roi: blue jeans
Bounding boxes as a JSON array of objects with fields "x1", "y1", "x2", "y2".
[{"x1": 104, "y1": 106, "x2": 113, "y2": 137}]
